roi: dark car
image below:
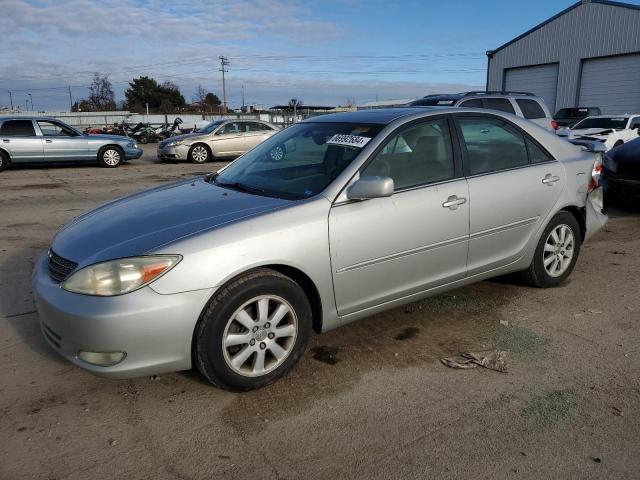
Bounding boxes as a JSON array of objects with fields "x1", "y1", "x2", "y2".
[
  {"x1": 602, "y1": 137, "x2": 640, "y2": 203},
  {"x1": 553, "y1": 107, "x2": 601, "y2": 130}
]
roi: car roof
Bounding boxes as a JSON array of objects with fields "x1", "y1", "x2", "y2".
[
  {"x1": 302, "y1": 107, "x2": 443, "y2": 125},
  {"x1": 0, "y1": 116, "x2": 58, "y2": 122}
]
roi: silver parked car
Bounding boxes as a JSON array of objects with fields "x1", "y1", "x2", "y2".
[
  {"x1": 0, "y1": 116, "x2": 142, "y2": 171},
  {"x1": 157, "y1": 119, "x2": 279, "y2": 163},
  {"x1": 33, "y1": 108, "x2": 607, "y2": 391}
]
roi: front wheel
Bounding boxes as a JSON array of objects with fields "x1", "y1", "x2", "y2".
[
  {"x1": 98, "y1": 146, "x2": 123, "y2": 168},
  {"x1": 195, "y1": 269, "x2": 311, "y2": 391},
  {"x1": 0, "y1": 150, "x2": 8, "y2": 171},
  {"x1": 188, "y1": 144, "x2": 210, "y2": 163},
  {"x1": 521, "y1": 211, "x2": 581, "y2": 288}
]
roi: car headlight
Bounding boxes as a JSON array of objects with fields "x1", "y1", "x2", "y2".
[
  {"x1": 62, "y1": 255, "x2": 181, "y2": 296},
  {"x1": 126, "y1": 141, "x2": 138, "y2": 149},
  {"x1": 166, "y1": 141, "x2": 183, "y2": 147}
]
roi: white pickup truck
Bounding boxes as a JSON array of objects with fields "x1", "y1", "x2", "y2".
[{"x1": 557, "y1": 114, "x2": 640, "y2": 150}]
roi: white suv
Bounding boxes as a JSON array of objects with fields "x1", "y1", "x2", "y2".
[{"x1": 409, "y1": 91, "x2": 553, "y2": 130}]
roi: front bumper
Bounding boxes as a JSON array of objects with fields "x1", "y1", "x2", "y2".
[
  {"x1": 124, "y1": 146, "x2": 144, "y2": 160},
  {"x1": 157, "y1": 144, "x2": 189, "y2": 161},
  {"x1": 32, "y1": 253, "x2": 214, "y2": 378}
]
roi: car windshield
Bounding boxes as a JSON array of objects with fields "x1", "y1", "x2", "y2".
[
  {"x1": 213, "y1": 122, "x2": 384, "y2": 200},
  {"x1": 409, "y1": 97, "x2": 458, "y2": 106},
  {"x1": 197, "y1": 121, "x2": 225, "y2": 134},
  {"x1": 555, "y1": 108, "x2": 590, "y2": 119},
  {"x1": 573, "y1": 117, "x2": 628, "y2": 130}
]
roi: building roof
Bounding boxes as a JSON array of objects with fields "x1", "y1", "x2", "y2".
[{"x1": 489, "y1": 0, "x2": 640, "y2": 55}]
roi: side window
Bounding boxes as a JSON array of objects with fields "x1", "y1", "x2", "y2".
[
  {"x1": 245, "y1": 122, "x2": 270, "y2": 132},
  {"x1": 485, "y1": 98, "x2": 516, "y2": 114},
  {"x1": 219, "y1": 122, "x2": 241, "y2": 135},
  {"x1": 516, "y1": 99, "x2": 546, "y2": 119},
  {"x1": 459, "y1": 117, "x2": 529, "y2": 175},
  {"x1": 629, "y1": 117, "x2": 640, "y2": 130},
  {"x1": 459, "y1": 99, "x2": 483, "y2": 108},
  {"x1": 0, "y1": 120, "x2": 36, "y2": 136},
  {"x1": 362, "y1": 119, "x2": 454, "y2": 190},
  {"x1": 37, "y1": 120, "x2": 73, "y2": 136},
  {"x1": 526, "y1": 138, "x2": 552, "y2": 163}
]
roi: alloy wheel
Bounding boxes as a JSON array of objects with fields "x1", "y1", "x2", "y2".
[
  {"x1": 191, "y1": 145, "x2": 208, "y2": 163},
  {"x1": 222, "y1": 295, "x2": 298, "y2": 377},
  {"x1": 543, "y1": 224, "x2": 575, "y2": 277}
]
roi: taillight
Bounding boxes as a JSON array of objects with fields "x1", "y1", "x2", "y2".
[
  {"x1": 589, "y1": 154, "x2": 603, "y2": 192},
  {"x1": 551, "y1": 119, "x2": 559, "y2": 130}
]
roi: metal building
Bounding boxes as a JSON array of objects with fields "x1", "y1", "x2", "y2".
[{"x1": 486, "y1": 0, "x2": 640, "y2": 114}]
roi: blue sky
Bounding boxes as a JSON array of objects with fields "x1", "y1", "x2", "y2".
[{"x1": 1, "y1": 0, "x2": 637, "y2": 110}]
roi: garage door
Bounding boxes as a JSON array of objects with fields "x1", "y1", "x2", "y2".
[
  {"x1": 579, "y1": 53, "x2": 640, "y2": 115},
  {"x1": 503, "y1": 63, "x2": 559, "y2": 113}
]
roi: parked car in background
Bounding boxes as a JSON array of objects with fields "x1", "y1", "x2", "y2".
[
  {"x1": 34, "y1": 107, "x2": 607, "y2": 391},
  {"x1": 556, "y1": 114, "x2": 640, "y2": 150},
  {"x1": 157, "y1": 119, "x2": 279, "y2": 163},
  {"x1": 408, "y1": 91, "x2": 553, "y2": 130},
  {"x1": 0, "y1": 117, "x2": 142, "y2": 171},
  {"x1": 552, "y1": 107, "x2": 601, "y2": 130},
  {"x1": 602, "y1": 136, "x2": 640, "y2": 203}
]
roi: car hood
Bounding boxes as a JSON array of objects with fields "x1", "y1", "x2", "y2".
[
  {"x1": 87, "y1": 134, "x2": 132, "y2": 143},
  {"x1": 160, "y1": 133, "x2": 202, "y2": 145},
  {"x1": 51, "y1": 177, "x2": 290, "y2": 266}
]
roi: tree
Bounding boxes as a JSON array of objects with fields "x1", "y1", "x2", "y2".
[
  {"x1": 288, "y1": 98, "x2": 303, "y2": 109},
  {"x1": 204, "y1": 92, "x2": 221, "y2": 111},
  {"x1": 88, "y1": 73, "x2": 116, "y2": 111},
  {"x1": 124, "y1": 76, "x2": 186, "y2": 113},
  {"x1": 193, "y1": 85, "x2": 222, "y2": 112}
]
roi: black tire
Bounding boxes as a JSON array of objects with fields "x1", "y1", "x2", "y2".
[
  {"x1": 0, "y1": 150, "x2": 8, "y2": 172},
  {"x1": 188, "y1": 143, "x2": 210, "y2": 164},
  {"x1": 139, "y1": 136, "x2": 149, "y2": 144},
  {"x1": 97, "y1": 146, "x2": 123, "y2": 168},
  {"x1": 195, "y1": 268, "x2": 312, "y2": 391},
  {"x1": 521, "y1": 211, "x2": 581, "y2": 288},
  {"x1": 613, "y1": 140, "x2": 624, "y2": 149}
]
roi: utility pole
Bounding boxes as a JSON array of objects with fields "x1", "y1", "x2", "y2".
[
  {"x1": 8, "y1": 91, "x2": 13, "y2": 110},
  {"x1": 68, "y1": 86, "x2": 73, "y2": 112},
  {"x1": 241, "y1": 84, "x2": 245, "y2": 111},
  {"x1": 28, "y1": 93, "x2": 33, "y2": 111},
  {"x1": 219, "y1": 55, "x2": 229, "y2": 113}
]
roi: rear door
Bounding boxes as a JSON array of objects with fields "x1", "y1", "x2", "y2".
[
  {"x1": 243, "y1": 122, "x2": 276, "y2": 150},
  {"x1": 0, "y1": 119, "x2": 43, "y2": 163},
  {"x1": 455, "y1": 114, "x2": 564, "y2": 275},
  {"x1": 329, "y1": 116, "x2": 470, "y2": 316},
  {"x1": 36, "y1": 120, "x2": 89, "y2": 161}
]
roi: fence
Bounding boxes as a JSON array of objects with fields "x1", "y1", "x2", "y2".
[{"x1": 2, "y1": 110, "x2": 316, "y2": 129}]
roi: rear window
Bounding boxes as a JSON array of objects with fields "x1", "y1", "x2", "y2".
[
  {"x1": 0, "y1": 119, "x2": 35, "y2": 136},
  {"x1": 517, "y1": 99, "x2": 546, "y2": 119},
  {"x1": 573, "y1": 117, "x2": 628, "y2": 130},
  {"x1": 485, "y1": 98, "x2": 516, "y2": 114},
  {"x1": 555, "y1": 108, "x2": 593, "y2": 120}
]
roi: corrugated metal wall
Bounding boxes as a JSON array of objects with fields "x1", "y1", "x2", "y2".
[{"x1": 487, "y1": 1, "x2": 640, "y2": 112}]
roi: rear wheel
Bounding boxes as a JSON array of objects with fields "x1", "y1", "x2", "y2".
[
  {"x1": 188, "y1": 144, "x2": 210, "y2": 163},
  {"x1": 98, "y1": 146, "x2": 123, "y2": 168},
  {"x1": 195, "y1": 269, "x2": 311, "y2": 391},
  {"x1": 0, "y1": 150, "x2": 8, "y2": 171},
  {"x1": 521, "y1": 211, "x2": 581, "y2": 288}
]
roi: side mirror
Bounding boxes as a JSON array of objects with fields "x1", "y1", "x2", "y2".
[{"x1": 346, "y1": 176, "x2": 394, "y2": 200}]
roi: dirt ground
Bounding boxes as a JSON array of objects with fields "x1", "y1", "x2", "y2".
[{"x1": 1, "y1": 145, "x2": 639, "y2": 479}]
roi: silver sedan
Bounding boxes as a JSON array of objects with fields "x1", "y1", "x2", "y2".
[
  {"x1": 33, "y1": 107, "x2": 607, "y2": 390},
  {"x1": 157, "y1": 119, "x2": 278, "y2": 163},
  {"x1": 0, "y1": 116, "x2": 142, "y2": 171}
]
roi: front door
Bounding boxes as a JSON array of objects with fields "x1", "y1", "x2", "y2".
[
  {"x1": 0, "y1": 119, "x2": 43, "y2": 163},
  {"x1": 243, "y1": 122, "x2": 274, "y2": 150},
  {"x1": 329, "y1": 117, "x2": 469, "y2": 316},
  {"x1": 37, "y1": 120, "x2": 89, "y2": 161},
  {"x1": 456, "y1": 115, "x2": 564, "y2": 274},
  {"x1": 212, "y1": 122, "x2": 246, "y2": 156}
]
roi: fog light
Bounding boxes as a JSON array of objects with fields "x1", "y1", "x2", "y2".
[{"x1": 77, "y1": 350, "x2": 126, "y2": 367}]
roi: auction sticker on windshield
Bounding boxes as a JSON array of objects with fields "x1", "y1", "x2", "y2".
[{"x1": 327, "y1": 134, "x2": 372, "y2": 148}]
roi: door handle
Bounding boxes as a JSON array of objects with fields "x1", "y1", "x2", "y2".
[
  {"x1": 45, "y1": 139, "x2": 53, "y2": 143},
  {"x1": 542, "y1": 174, "x2": 560, "y2": 185},
  {"x1": 442, "y1": 195, "x2": 467, "y2": 210}
]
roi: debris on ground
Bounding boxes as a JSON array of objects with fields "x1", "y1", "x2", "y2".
[{"x1": 440, "y1": 350, "x2": 508, "y2": 373}]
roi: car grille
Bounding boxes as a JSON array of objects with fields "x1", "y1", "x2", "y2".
[{"x1": 48, "y1": 250, "x2": 78, "y2": 283}]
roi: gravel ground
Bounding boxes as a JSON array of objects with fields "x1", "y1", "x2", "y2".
[{"x1": 1, "y1": 144, "x2": 639, "y2": 479}]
